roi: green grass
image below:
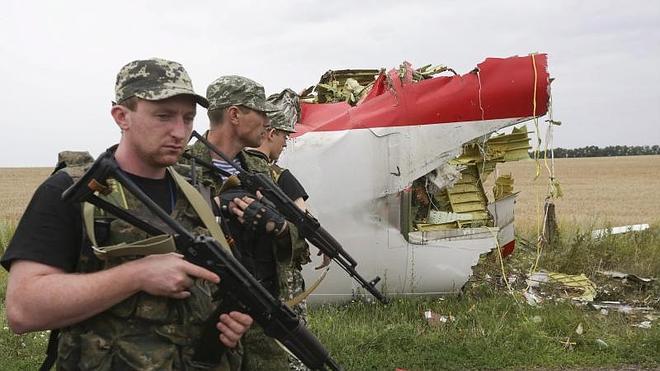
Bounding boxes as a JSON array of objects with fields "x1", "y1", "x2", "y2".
[
  {"x1": 0, "y1": 222, "x2": 658, "y2": 370},
  {"x1": 1, "y1": 220, "x2": 51, "y2": 370},
  {"x1": 309, "y1": 296, "x2": 659, "y2": 370},
  {"x1": 0, "y1": 219, "x2": 16, "y2": 256},
  {"x1": 0, "y1": 303, "x2": 49, "y2": 370},
  {"x1": 1, "y1": 222, "x2": 50, "y2": 369}
]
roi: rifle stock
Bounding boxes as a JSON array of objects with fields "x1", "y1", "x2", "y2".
[{"x1": 61, "y1": 150, "x2": 342, "y2": 371}]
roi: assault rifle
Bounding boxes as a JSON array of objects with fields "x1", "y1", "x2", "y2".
[
  {"x1": 61, "y1": 150, "x2": 342, "y2": 371},
  {"x1": 186, "y1": 130, "x2": 388, "y2": 304}
]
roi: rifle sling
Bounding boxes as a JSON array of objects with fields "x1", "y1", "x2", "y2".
[
  {"x1": 167, "y1": 167, "x2": 232, "y2": 254},
  {"x1": 284, "y1": 267, "x2": 329, "y2": 307}
]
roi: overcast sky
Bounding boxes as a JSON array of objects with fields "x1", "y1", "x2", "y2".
[{"x1": 1, "y1": 0, "x2": 658, "y2": 166}]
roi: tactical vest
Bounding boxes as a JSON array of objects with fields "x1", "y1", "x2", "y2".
[
  {"x1": 240, "y1": 151, "x2": 311, "y2": 272},
  {"x1": 54, "y1": 151, "x2": 238, "y2": 371}
]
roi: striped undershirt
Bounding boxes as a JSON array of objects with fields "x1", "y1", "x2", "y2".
[{"x1": 211, "y1": 158, "x2": 243, "y2": 181}]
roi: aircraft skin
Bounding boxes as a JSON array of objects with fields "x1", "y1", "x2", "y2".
[{"x1": 280, "y1": 54, "x2": 550, "y2": 303}]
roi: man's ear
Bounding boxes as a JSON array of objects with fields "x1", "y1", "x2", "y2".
[
  {"x1": 227, "y1": 106, "x2": 241, "y2": 126},
  {"x1": 111, "y1": 104, "x2": 130, "y2": 131},
  {"x1": 267, "y1": 128, "x2": 277, "y2": 141}
]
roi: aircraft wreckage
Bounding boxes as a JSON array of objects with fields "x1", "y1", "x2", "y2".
[{"x1": 280, "y1": 54, "x2": 551, "y2": 303}]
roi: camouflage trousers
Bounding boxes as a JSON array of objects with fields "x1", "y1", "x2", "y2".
[
  {"x1": 240, "y1": 324, "x2": 289, "y2": 371},
  {"x1": 282, "y1": 268, "x2": 309, "y2": 371}
]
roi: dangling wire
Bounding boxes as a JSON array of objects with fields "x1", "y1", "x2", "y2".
[
  {"x1": 527, "y1": 54, "x2": 563, "y2": 279},
  {"x1": 477, "y1": 68, "x2": 485, "y2": 122},
  {"x1": 544, "y1": 90, "x2": 563, "y2": 199},
  {"x1": 475, "y1": 68, "x2": 491, "y2": 181},
  {"x1": 528, "y1": 53, "x2": 545, "y2": 279}
]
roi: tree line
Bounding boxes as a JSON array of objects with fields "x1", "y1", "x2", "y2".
[{"x1": 531, "y1": 145, "x2": 660, "y2": 158}]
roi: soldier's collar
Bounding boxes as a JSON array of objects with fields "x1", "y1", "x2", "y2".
[{"x1": 243, "y1": 148, "x2": 270, "y2": 162}]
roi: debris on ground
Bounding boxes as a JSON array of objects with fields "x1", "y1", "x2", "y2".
[
  {"x1": 597, "y1": 270, "x2": 655, "y2": 285},
  {"x1": 575, "y1": 322, "x2": 584, "y2": 335},
  {"x1": 560, "y1": 337, "x2": 576, "y2": 350},
  {"x1": 423, "y1": 309, "x2": 455, "y2": 327},
  {"x1": 462, "y1": 224, "x2": 659, "y2": 334},
  {"x1": 592, "y1": 223, "x2": 650, "y2": 239},
  {"x1": 589, "y1": 301, "x2": 656, "y2": 315},
  {"x1": 595, "y1": 338, "x2": 609, "y2": 349},
  {"x1": 523, "y1": 290, "x2": 543, "y2": 306},
  {"x1": 632, "y1": 321, "x2": 652, "y2": 329},
  {"x1": 526, "y1": 271, "x2": 597, "y2": 302}
]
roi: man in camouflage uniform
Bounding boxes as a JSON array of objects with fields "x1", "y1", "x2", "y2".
[
  {"x1": 1, "y1": 58, "x2": 253, "y2": 370},
  {"x1": 181, "y1": 76, "x2": 309, "y2": 370},
  {"x1": 245, "y1": 88, "x2": 332, "y2": 371}
]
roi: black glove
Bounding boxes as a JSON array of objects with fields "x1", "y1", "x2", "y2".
[{"x1": 219, "y1": 189, "x2": 286, "y2": 235}]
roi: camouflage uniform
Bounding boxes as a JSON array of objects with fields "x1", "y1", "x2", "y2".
[
  {"x1": 242, "y1": 149, "x2": 311, "y2": 371},
  {"x1": 54, "y1": 59, "x2": 241, "y2": 370},
  {"x1": 57, "y1": 162, "x2": 239, "y2": 371},
  {"x1": 179, "y1": 76, "x2": 308, "y2": 371},
  {"x1": 180, "y1": 137, "x2": 312, "y2": 371},
  {"x1": 264, "y1": 89, "x2": 311, "y2": 371}
]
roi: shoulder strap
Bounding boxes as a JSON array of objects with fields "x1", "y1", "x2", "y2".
[
  {"x1": 269, "y1": 163, "x2": 285, "y2": 183},
  {"x1": 168, "y1": 167, "x2": 233, "y2": 254},
  {"x1": 39, "y1": 329, "x2": 59, "y2": 371}
]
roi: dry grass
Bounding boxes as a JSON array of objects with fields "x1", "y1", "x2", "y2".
[
  {"x1": 0, "y1": 168, "x2": 52, "y2": 222},
  {"x1": 484, "y1": 155, "x2": 660, "y2": 233}
]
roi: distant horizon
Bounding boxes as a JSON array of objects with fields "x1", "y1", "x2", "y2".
[{"x1": 2, "y1": 145, "x2": 658, "y2": 168}]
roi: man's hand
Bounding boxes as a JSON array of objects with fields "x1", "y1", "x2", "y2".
[
  {"x1": 229, "y1": 196, "x2": 287, "y2": 234},
  {"x1": 131, "y1": 253, "x2": 220, "y2": 299},
  {"x1": 216, "y1": 191, "x2": 288, "y2": 236},
  {"x1": 216, "y1": 311, "x2": 253, "y2": 348},
  {"x1": 315, "y1": 250, "x2": 332, "y2": 270}
]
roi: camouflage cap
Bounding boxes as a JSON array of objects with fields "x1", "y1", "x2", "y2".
[
  {"x1": 206, "y1": 75, "x2": 278, "y2": 113},
  {"x1": 266, "y1": 88, "x2": 300, "y2": 133},
  {"x1": 115, "y1": 58, "x2": 208, "y2": 108}
]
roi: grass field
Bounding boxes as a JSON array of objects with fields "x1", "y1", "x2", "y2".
[
  {"x1": 484, "y1": 155, "x2": 660, "y2": 233},
  {"x1": 0, "y1": 167, "x2": 52, "y2": 222},
  {"x1": 0, "y1": 156, "x2": 658, "y2": 369}
]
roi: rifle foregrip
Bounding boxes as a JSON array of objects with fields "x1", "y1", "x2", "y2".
[{"x1": 268, "y1": 319, "x2": 341, "y2": 370}]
